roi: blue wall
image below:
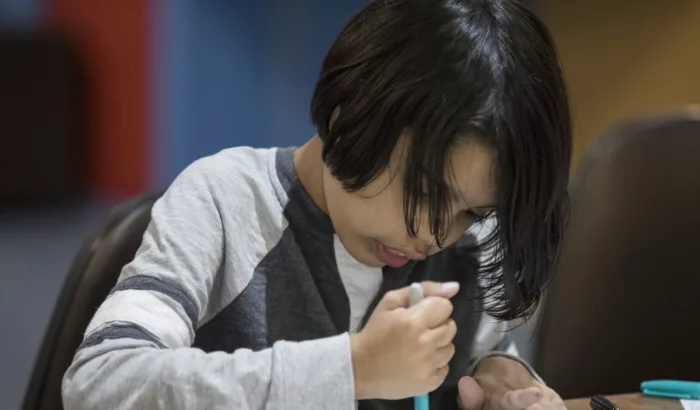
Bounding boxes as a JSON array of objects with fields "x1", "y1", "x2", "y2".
[
  {"x1": 152, "y1": 0, "x2": 368, "y2": 186},
  {"x1": 0, "y1": 0, "x2": 44, "y2": 27}
]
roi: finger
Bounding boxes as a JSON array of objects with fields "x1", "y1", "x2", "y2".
[
  {"x1": 425, "y1": 319, "x2": 457, "y2": 347},
  {"x1": 434, "y1": 343, "x2": 455, "y2": 368},
  {"x1": 526, "y1": 404, "x2": 545, "y2": 410},
  {"x1": 457, "y1": 376, "x2": 485, "y2": 410},
  {"x1": 420, "y1": 281, "x2": 460, "y2": 299},
  {"x1": 378, "y1": 281, "x2": 459, "y2": 311},
  {"x1": 430, "y1": 365, "x2": 450, "y2": 390},
  {"x1": 504, "y1": 387, "x2": 544, "y2": 409},
  {"x1": 410, "y1": 296, "x2": 454, "y2": 327},
  {"x1": 542, "y1": 393, "x2": 566, "y2": 410}
]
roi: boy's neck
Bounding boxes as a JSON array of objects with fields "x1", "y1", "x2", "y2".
[{"x1": 293, "y1": 135, "x2": 330, "y2": 215}]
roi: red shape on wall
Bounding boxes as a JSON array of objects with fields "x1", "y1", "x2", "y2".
[{"x1": 47, "y1": 0, "x2": 149, "y2": 198}]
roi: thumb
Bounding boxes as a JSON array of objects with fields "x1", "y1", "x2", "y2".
[
  {"x1": 421, "y1": 281, "x2": 460, "y2": 298},
  {"x1": 503, "y1": 387, "x2": 543, "y2": 409},
  {"x1": 378, "y1": 281, "x2": 460, "y2": 311},
  {"x1": 458, "y1": 376, "x2": 485, "y2": 410}
]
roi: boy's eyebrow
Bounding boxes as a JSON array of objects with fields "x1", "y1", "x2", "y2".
[
  {"x1": 472, "y1": 204, "x2": 497, "y2": 210},
  {"x1": 444, "y1": 184, "x2": 464, "y2": 202}
]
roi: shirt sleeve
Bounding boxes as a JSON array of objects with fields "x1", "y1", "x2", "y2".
[
  {"x1": 62, "y1": 156, "x2": 356, "y2": 410},
  {"x1": 470, "y1": 312, "x2": 520, "y2": 359},
  {"x1": 465, "y1": 220, "x2": 544, "y2": 384},
  {"x1": 467, "y1": 313, "x2": 544, "y2": 384}
]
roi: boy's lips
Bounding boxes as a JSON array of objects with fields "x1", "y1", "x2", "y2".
[{"x1": 375, "y1": 243, "x2": 426, "y2": 268}]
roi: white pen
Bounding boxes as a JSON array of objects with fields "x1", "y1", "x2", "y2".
[
  {"x1": 409, "y1": 282, "x2": 424, "y2": 308},
  {"x1": 409, "y1": 283, "x2": 430, "y2": 410}
]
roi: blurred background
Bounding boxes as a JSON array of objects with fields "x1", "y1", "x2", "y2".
[{"x1": 1, "y1": 1, "x2": 699, "y2": 409}]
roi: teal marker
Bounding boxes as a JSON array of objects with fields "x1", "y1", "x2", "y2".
[
  {"x1": 414, "y1": 395, "x2": 429, "y2": 410},
  {"x1": 641, "y1": 380, "x2": 700, "y2": 400},
  {"x1": 409, "y1": 283, "x2": 430, "y2": 410}
]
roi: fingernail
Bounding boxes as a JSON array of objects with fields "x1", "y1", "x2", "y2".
[{"x1": 442, "y1": 282, "x2": 459, "y2": 292}]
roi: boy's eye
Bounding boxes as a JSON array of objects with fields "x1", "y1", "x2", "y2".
[
  {"x1": 420, "y1": 191, "x2": 493, "y2": 224},
  {"x1": 464, "y1": 209, "x2": 479, "y2": 220},
  {"x1": 464, "y1": 209, "x2": 489, "y2": 223}
]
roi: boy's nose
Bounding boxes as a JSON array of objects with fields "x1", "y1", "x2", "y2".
[{"x1": 413, "y1": 237, "x2": 435, "y2": 257}]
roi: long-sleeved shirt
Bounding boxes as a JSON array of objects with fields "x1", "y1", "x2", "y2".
[{"x1": 62, "y1": 146, "x2": 527, "y2": 410}]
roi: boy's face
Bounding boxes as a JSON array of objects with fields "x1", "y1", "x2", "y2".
[{"x1": 323, "y1": 136, "x2": 497, "y2": 268}]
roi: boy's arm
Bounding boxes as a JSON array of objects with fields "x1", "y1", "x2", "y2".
[
  {"x1": 466, "y1": 313, "x2": 542, "y2": 382},
  {"x1": 464, "y1": 221, "x2": 542, "y2": 381},
  {"x1": 62, "y1": 157, "x2": 356, "y2": 410},
  {"x1": 63, "y1": 332, "x2": 354, "y2": 410}
]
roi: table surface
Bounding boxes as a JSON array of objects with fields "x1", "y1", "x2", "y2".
[{"x1": 566, "y1": 394, "x2": 684, "y2": 410}]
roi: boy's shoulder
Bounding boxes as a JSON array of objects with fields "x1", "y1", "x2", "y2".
[
  {"x1": 179, "y1": 146, "x2": 275, "y2": 186},
  {"x1": 172, "y1": 146, "x2": 281, "y2": 209},
  {"x1": 186, "y1": 146, "x2": 275, "y2": 180}
]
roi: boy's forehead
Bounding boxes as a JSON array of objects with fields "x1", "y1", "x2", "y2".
[
  {"x1": 390, "y1": 133, "x2": 498, "y2": 207},
  {"x1": 447, "y1": 142, "x2": 498, "y2": 208}
]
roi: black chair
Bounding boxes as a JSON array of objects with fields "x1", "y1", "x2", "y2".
[
  {"x1": 22, "y1": 191, "x2": 163, "y2": 410},
  {"x1": 534, "y1": 108, "x2": 700, "y2": 398}
]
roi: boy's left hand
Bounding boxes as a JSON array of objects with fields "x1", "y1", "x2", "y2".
[{"x1": 457, "y1": 356, "x2": 567, "y2": 410}]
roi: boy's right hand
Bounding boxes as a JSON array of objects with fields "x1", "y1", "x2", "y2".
[{"x1": 350, "y1": 281, "x2": 460, "y2": 400}]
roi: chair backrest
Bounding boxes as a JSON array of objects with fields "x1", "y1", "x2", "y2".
[
  {"x1": 22, "y1": 191, "x2": 163, "y2": 410},
  {"x1": 534, "y1": 108, "x2": 700, "y2": 398}
]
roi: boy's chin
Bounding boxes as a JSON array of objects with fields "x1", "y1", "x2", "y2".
[
  {"x1": 337, "y1": 235, "x2": 387, "y2": 268},
  {"x1": 349, "y1": 246, "x2": 386, "y2": 269},
  {"x1": 355, "y1": 254, "x2": 386, "y2": 269}
]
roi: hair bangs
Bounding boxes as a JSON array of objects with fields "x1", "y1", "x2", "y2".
[
  {"x1": 311, "y1": 0, "x2": 572, "y2": 322},
  {"x1": 401, "y1": 97, "x2": 467, "y2": 248}
]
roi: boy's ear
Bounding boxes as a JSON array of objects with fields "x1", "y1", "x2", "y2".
[{"x1": 329, "y1": 106, "x2": 341, "y2": 130}]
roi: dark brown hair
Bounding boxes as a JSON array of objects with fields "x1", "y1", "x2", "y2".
[{"x1": 311, "y1": 0, "x2": 571, "y2": 320}]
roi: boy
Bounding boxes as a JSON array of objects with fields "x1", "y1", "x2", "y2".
[{"x1": 63, "y1": 0, "x2": 571, "y2": 409}]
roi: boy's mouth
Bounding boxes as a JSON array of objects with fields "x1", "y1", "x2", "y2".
[{"x1": 375, "y1": 243, "x2": 424, "y2": 268}]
